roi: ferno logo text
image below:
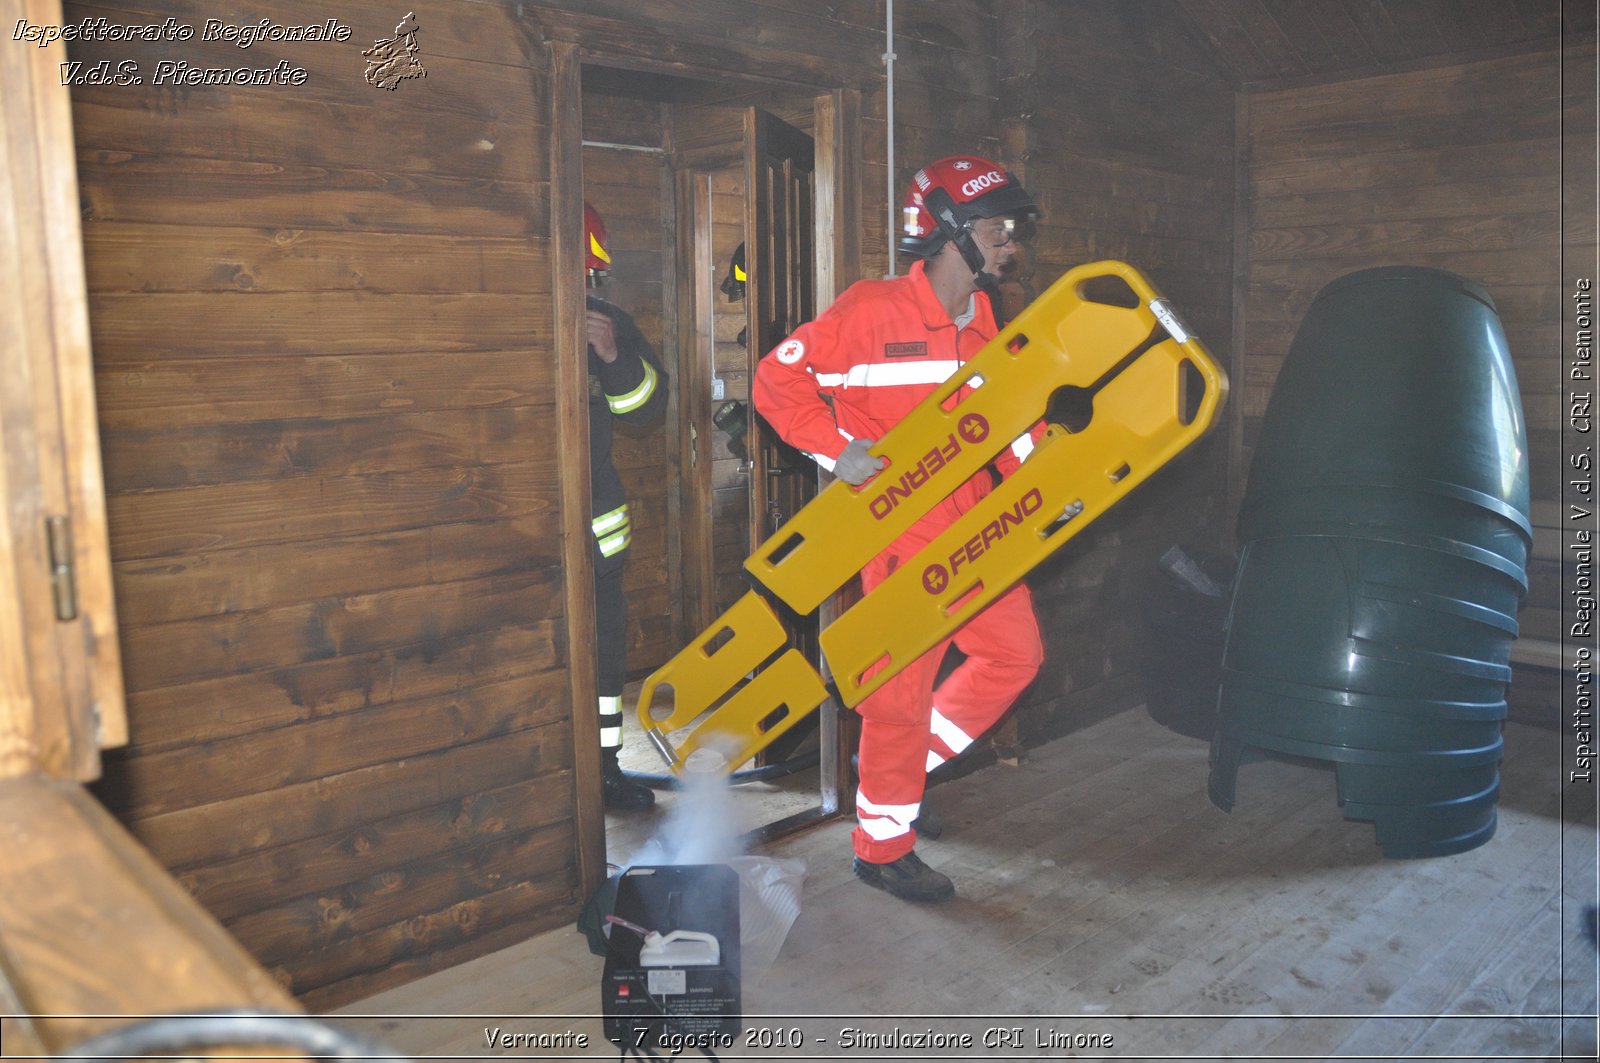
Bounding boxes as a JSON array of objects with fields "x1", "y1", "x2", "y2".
[
  {"x1": 921, "y1": 486, "x2": 1045, "y2": 595},
  {"x1": 866, "y1": 413, "x2": 990, "y2": 521}
]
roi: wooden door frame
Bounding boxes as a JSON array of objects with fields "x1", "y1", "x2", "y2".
[
  {"x1": 548, "y1": 41, "x2": 607, "y2": 893},
  {"x1": 806, "y1": 87, "x2": 860, "y2": 819},
  {"x1": 550, "y1": 46, "x2": 860, "y2": 890}
]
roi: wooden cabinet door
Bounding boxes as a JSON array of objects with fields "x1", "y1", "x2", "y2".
[{"x1": 0, "y1": 0, "x2": 126, "y2": 781}]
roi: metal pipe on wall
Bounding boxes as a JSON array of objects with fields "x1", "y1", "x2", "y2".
[{"x1": 884, "y1": 0, "x2": 896, "y2": 277}]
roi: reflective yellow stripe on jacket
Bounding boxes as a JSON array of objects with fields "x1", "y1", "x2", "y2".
[
  {"x1": 607, "y1": 361, "x2": 659, "y2": 415},
  {"x1": 593, "y1": 503, "x2": 631, "y2": 557}
]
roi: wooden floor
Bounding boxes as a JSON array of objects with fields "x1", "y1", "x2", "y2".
[{"x1": 337, "y1": 709, "x2": 1598, "y2": 1061}]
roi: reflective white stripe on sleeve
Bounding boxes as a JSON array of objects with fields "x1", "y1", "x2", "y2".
[
  {"x1": 812, "y1": 359, "x2": 961, "y2": 389},
  {"x1": 926, "y1": 749, "x2": 948, "y2": 772},
  {"x1": 929, "y1": 706, "x2": 976, "y2": 756},
  {"x1": 855, "y1": 790, "x2": 920, "y2": 841},
  {"x1": 1009, "y1": 431, "x2": 1036, "y2": 463},
  {"x1": 806, "y1": 428, "x2": 855, "y2": 474}
]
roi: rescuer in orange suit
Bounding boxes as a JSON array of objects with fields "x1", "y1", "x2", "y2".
[{"x1": 752, "y1": 156, "x2": 1045, "y2": 902}]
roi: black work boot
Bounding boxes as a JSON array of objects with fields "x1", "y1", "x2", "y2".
[
  {"x1": 603, "y1": 769, "x2": 655, "y2": 811},
  {"x1": 601, "y1": 753, "x2": 655, "y2": 811},
  {"x1": 852, "y1": 850, "x2": 955, "y2": 903}
]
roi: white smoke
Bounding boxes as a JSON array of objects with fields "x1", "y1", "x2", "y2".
[
  {"x1": 630, "y1": 745, "x2": 745, "y2": 866},
  {"x1": 625, "y1": 742, "x2": 806, "y2": 986}
]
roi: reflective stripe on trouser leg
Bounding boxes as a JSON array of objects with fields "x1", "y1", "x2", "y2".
[
  {"x1": 852, "y1": 541, "x2": 951, "y2": 863},
  {"x1": 855, "y1": 791, "x2": 921, "y2": 843},
  {"x1": 598, "y1": 695, "x2": 623, "y2": 752},
  {"x1": 927, "y1": 580, "x2": 1042, "y2": 765},
  {"x1": 593, "y1": 504, "x2": 632, "y2": 558},
  {"x1": 925, "y1": 705, "x2": 977, "y2": 771},
  {"x1": 853, "y1": 665, "x2": 941, "y2": 863}
]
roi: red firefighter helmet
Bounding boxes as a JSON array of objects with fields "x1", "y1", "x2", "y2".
[
  {"x1": 898, "y1": 154, "x2": 1037, "y2": 263},
  {"x1": 583, "y1": 202, "x2": 611, "y2": 285}
]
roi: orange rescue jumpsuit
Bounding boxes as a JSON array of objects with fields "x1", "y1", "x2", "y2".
[{"x1": 752, "y1": 259, "x2": 1044, "y2": 863}]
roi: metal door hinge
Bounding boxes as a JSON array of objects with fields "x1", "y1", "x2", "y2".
[{"x1": 46, "y1": 515, "x2": 77, "y2": 621}]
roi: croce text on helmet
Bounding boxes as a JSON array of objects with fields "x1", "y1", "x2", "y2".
[
  {"x1": 583, "y1": 202, "x2": 611, "y2": 286},
  {"x1": 898, "y1": 154, "x2": 1037, "y2": 274}
]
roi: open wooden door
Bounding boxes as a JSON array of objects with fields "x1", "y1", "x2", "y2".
[
  {"x1": 745, "y1": 107, "x2": 820, "y2": 667},
  {"x1": 0, "y1": 0, "x2": 125, "y2": 783}
]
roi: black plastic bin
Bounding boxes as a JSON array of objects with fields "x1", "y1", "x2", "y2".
[{"x1": 1208, "y1": 266, "x2": 1531, "y2": 858}]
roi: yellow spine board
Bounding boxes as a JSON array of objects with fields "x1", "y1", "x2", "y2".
[
  {"x1": 823, "y1": 331, "x2": 1226, "y2": 706},
  {"x1": 634, "y1": 592, "x2": 828, "y2": 770},
  {"x1": 637, "y1": 261, "x2": 1228, "y2": 773},
  {"x1": 744, "y1": 262, "x2": 1154, "y2": 616}
]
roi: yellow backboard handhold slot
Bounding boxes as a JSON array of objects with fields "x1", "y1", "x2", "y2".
[{"x1": 634, "y1": 592, "x2": 828, "y2": 772}]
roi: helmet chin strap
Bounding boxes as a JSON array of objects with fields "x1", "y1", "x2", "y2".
[
  {"x1": 974, "y1": 270, "x2": 1008, "y2": 329},
  {"x1": 925, "y1": 186, "x2": 1006, "y2": 324},
  {"x1": 926, "y1": 187, "x2": 988, "y2": 276}
]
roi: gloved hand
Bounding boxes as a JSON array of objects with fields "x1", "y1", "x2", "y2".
[{"x1": 833, "y1": 437, "x2": 884, "y2": 485}]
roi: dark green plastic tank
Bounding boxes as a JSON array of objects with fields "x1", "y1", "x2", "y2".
[{"x1": 1208, "y1": 266, "x2": 1530, "y2": 858}]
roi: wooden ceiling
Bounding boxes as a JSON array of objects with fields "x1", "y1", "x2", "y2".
[
  {"x1": 579, "y1": 3, "x2": 1594, "y2": 99},
  {"x1": 1171, "y1": 0, "x2": 1594, "y2": 90}
]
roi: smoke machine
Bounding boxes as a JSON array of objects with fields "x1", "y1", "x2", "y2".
[{"x1": 601, "y1": 865, "x2": 741, "y2": 1058}]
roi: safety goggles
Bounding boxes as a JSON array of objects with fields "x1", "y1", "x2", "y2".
[{"x1": 966, "y1": 216, "x2": 1032, "y2": 248}]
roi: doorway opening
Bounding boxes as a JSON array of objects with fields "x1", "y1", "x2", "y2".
[{"x1": 571, "y1": 62, "x2": 857, "y2": 866}]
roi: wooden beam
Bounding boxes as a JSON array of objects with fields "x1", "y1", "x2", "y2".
[
  {"x1": 0, "y1": 774, "x2": 298, "y2": 1054},
  {"x1": 548, "y1": 39, "x2": 606, "y2": 899},
  {"x1": 812, "y1": 87, "x2": 862, "y2": 816}
]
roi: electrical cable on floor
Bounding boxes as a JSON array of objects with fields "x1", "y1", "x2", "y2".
[{"x1": 59, "y1": 1009, "x2": 409, "y2": 1063}]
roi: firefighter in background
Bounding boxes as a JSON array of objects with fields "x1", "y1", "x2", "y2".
[
  {"x1": 584, "y1": 202, "x2": 667, "y2": 811},
  {"x1": 752, "y1": 156, "x2": 1044, "y2": 902}
]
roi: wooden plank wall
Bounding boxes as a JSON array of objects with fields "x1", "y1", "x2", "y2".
[
  {"x1": 996, "y1": 0, "x2": 1239, "y2": 742},
  {"x1": 1239, "y1": 42, "x2": 1585, "y2": 721},
  {"x1": 70, "y1": 0, "x2": 577, "y2": 1009},
  {"x1": 860, "y1": 0, "x2": 1002, "y2": 271}
]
